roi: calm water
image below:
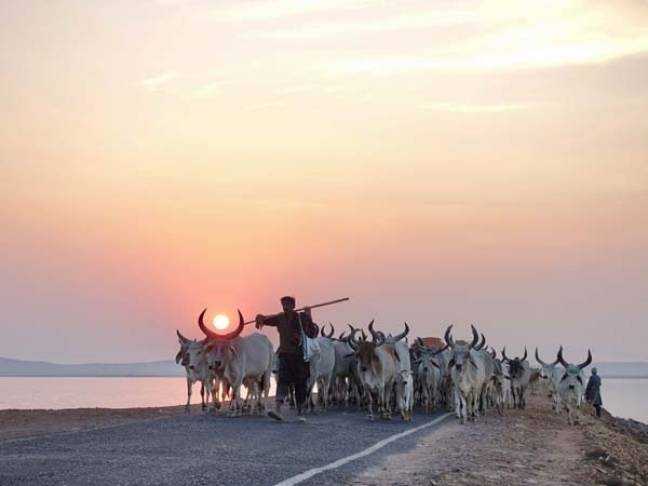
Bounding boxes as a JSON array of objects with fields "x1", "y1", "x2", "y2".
[
  {"x1": 0, "y1": 377, "x2": 277, "y2": 410},
  {"x1": 0, "y1": 377, "x2": 645, "y2": 422}
]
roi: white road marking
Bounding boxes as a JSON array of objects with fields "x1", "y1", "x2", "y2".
[{"x1": 273, "y1": 413, "x2": 452, "y2": 486}]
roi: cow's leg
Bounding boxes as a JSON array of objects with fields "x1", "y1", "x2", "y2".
[
  {"x1": 454, "y1": 388, "x2": 463, "y2": 422},
  {"x1": 185, "y1": 377, "x2": 192, "y2": 412},
  {"x1": 200, "y1": 382, "x2": 206, "y2": 410},
  {"x1": 366, "y1": 387, "x2": 375, "y2": 420}
]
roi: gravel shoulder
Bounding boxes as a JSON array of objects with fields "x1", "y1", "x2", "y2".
[{"x1": 349, "y1": 386, "x2": 648, "y2": 486}]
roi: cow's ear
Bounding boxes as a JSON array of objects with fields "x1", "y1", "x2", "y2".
[
  {"x1": 228, "y1": 345, "x2": 238, "y2": 356},
  {"x1": 175, "y1": 351, "x2": 183, "y2": 364}
]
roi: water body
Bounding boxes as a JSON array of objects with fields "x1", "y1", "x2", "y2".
[{"x1": 0, "y1": 377, "x2": 646, "y2": 423}]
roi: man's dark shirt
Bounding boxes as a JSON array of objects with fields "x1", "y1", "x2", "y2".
[
  {"x1": 585, "y1": 374, "x2": 602, "y2": 405},
  {"x1": 263, "y1": 311, "x2": 318, "y2": 354}
]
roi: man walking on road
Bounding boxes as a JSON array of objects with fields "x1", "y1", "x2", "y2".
[
  {"x1": 256, "y1": 296, "x2": 318, "y2": 420},
  {"x1": 585, "y1": 367, "x2": 603, "y2": 417}
]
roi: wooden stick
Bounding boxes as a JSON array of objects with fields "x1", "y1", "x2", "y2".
[{"x1": 243, "y1": 297, "x2": 350, "y2": 325}]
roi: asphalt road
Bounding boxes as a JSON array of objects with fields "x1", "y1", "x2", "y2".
[{"x1": 0, "y1": 409, "x2": 449, "y2": 486}]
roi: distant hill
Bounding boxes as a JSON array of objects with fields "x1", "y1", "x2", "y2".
[
  {"x1": 0, "y1": 357, "x2": 184, "y2": 377},
  {"x1": 1, "y1": 356, "x2": 646, "y2": 378}
]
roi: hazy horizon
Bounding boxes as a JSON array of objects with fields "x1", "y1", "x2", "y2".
[{"x1": 2, "y1": 1, "x2": 647, "y2": 364}]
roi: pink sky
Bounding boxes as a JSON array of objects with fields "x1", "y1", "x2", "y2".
[{"x1": 1, "y1": 0, "x2": 647, "y2": 363}]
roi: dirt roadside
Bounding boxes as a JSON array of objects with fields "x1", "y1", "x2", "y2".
[{"x1": 350, "y1": 390, "x2": 648, "y2": 486}]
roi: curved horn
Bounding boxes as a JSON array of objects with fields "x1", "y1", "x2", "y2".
[
  {"x1": 325, "y1": 322, "x2": 335, "y2": 338},
  {"x1": 501, "y1": 347, "x2": 510, "y2": 362},
  {"x1": 552, "y1": 346, "x2": 563, "y2": 366},
  {"x1": 393, "y1": 322, "x2": 410, "y2": 342},
  {"x1": 348, "y1": 328, "x2": 360, "y2": 351},
  {"x1": 469, "y1": 325, "x2": 479, "y2": 349},
  {"x1": 367, "y1": 320, "x2": 379, "y2": 342},
  {"x1": 521, "y1": 347, "x2": 528, "y2": 362},
  {"x1": 557, "y1": 347, "x2": 569, "y2": 367},
  {"x1": 198, "y1": 308, "x2": 219, "y2": 340},
  {"x1": 444, "y1": 325, "x2": 455, "y2": 348},
  {"x1": 578, "y1": 349, "x2": 592, "y2": 370},
  {"x1": 176, "y1": 330, "x2": 190, "y2": 343},
  {"x1": 535, "y1": 347, "x2": 547, "y2": 366},
  {"x1": 361, "y1": 329, "x2": 368, "y2": 342},
  {"x1": 475, "y1": 333, "x2": 486, "y2": 351},
  {"x1": 198, "y1": 308, "x2": 245, "y2": 341},
  {"x1": 489, "y1": 347, "x2": 496, "y2": 359},
  {"x1": 338, "y1": 331, "x2": 347, "y2": 340}
]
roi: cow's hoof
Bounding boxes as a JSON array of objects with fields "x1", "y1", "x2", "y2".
[
  {"x1": 367, "y1": 415, "x2": 374, "y2": 421},
  {"x1": 184, "y1": 407, "x2": 190, "y2": 414}
]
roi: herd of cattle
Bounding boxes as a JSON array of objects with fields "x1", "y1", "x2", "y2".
[{"x1": 176, "y1": 310, "x2": 593, "y2": 425}]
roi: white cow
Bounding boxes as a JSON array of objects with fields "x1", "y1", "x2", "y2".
[
  {"x1": 199, "y1": 309, "x2": 274, "y2": 417},
  {"x1": 444, "y1": 325, "x2": 488, "y2": 424},
  {"x1": 375, "y1": 322, "x2": 413, "y2": 421},
  {"x1": 413, "y1": 338, "x2": 445, "y2": 414},
  {"x1": 175, "y1": 331, "x2": 213, "y2": 412},
  {"x1": 306, "y1": 325, "x2": 337, "y2": 412},
  {"x1": 556, "y1": 348, "x2": 592, "y2": 425},
  {"x1": 535, "y1": 347, "x2": 564, "y2": 412},
  {"x1": 331, "y1": 331, "x2": 362, "y2": 406}
]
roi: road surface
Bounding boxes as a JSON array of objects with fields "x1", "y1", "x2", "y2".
[{"x1": 0, "y1": 409, "x2": 449, "y2": 486}]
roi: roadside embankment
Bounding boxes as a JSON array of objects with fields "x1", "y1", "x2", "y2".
[{"x1": 350, "y1": 389, "x2": 647, "y2": 486}]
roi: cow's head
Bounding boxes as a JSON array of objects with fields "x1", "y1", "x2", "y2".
[
  {"x1": 414, "y1": 338, "x2": 445, "y2": 374},
  {"x1": 502, "y1": 347, "x2": 528, "y2": 379},
  {"x1": 198, "y1": 308, "x2": 246, "y2": 371},
  {"x1": 347, "y1": 323, "x2": 389, "y2": 373},
  {"x1": 535, "y1": 346, "x2": 561, "y2": 380},
  {"x1": 176, "y1": 330, "x2": 204, "y2": 368},
  {"x1": 205, "y1": 340, "x2": 238, "y2": 372},
  {"x1": 444, "y1": 324, "x2": 480, "y2": 373},
  {"x1": 175, "y1": 330, "x2": 191, "y2": 366},
  {"x1": 557, "y1": 348, "x2": 592, "y2": 391},
  {"x1": 184, "y1": 340, "x2": 207, "y2": 371}
]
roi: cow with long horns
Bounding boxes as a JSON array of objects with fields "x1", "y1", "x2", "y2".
[
  {"x1": 535, "y1": 347, "x2": 564, "y2": 412},
  {"x1": 347, "y1": 323, "x2": 399, "y2": 420},
  {"x1": 175, "y1": 331, "x2": 213, "y2": 412},
  {"x1": 305, "y1": 323, "x2": 337, "y2": 412},
  {"x1": 331, "y1": 327, "x2": 363, "y2": 407},
  {"x1": 444, "y1": 325, "x2": 488, "y2": 423},
  {"x1": 556, "y1": 348, "x2": 592, "y2": 425},
  {"x1": 199, "y1": 309, "x2": 274, "y2": 417},
  {"x1": 413, "y1": 338, "x2": 446, "y2": 413},
  {"x1": 502, "y1": 347, "x2": 531, "y2": 409},
  {"x1": 371, "y1": 321, "x2": 413, "y2": 421}
]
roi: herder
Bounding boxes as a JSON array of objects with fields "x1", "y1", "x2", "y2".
[
  {"x1": 255, "y1": 296, "x2": 318, "y2": 419},
  {"x1": 585, "y1": 367, "x2": 603, "y2": 417}
]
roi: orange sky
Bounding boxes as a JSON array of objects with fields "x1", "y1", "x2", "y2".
[{"x1": 1, "y1": 0, "x2": 647, "y2": 363}]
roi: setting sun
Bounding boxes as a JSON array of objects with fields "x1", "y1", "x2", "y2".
[{"x1": 212, "y1": 314, "x2": 230, "y2": 331}]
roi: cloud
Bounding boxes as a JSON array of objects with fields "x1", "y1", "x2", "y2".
[
  {"x1": 191, "y1": 80, "x2": 232, "y2": 99},
  {"x1": 419, "y1": 102, "x2": 536, "y2": 113},
  {"x1": 242, "y1": 10, "x2": 475, "y2": 40},
  {"x1": 140, "y1": 72, "x2": 179, "y2": 90},
  {"x1": 208, "y1": 0, "x2": 372, "y2": 23}
]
